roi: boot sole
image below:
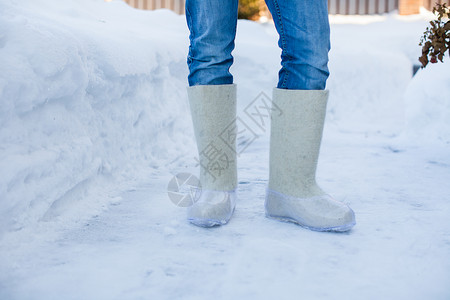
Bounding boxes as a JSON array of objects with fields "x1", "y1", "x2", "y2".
[
  {"x1": 266, "y1": 213, "x2": 355, "y2": 232},
  {"x1": 188, "y1": 206, "x2": 235, "y2": 228}
]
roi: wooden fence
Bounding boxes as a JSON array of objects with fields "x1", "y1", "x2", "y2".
[
  {"x1": 328, "y1": 0, "x2": 398, "y2": 14},
  {"x1": 124, "y1": 0, "x2": 448, "y2": 15},
  {"x1": 124, "y1": 0, "x2": 185, "y2": 14}
]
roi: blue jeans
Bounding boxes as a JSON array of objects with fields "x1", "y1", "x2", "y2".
[{"x1": 185, "y1": 0, "x2": 330, "y2": 90}]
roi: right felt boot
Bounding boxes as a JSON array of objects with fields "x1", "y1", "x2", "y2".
[
  {"x1": 265, "y1": 88, "x2": 355, "y2": 232},
  {"x1": 186, "y1": 84, "x2": 237, "y2": 227}
]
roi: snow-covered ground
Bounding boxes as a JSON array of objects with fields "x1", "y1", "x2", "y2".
[{"x1": 1, "y1": 0, "x2": 449, "y2": 299}]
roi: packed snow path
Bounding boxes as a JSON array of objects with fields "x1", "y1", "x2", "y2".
[{"x1": 1, "y1": 133, "x2": 450, "y2": 299}]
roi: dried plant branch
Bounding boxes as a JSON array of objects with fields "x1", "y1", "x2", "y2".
[{"x1": 419, "y1": 3, "x2": 450, "y2": 68}]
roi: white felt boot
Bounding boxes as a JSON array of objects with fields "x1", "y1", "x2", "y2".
[
  {"x1": 187, "y1": 84, "x2": 237, "y2": 227},
  {"x1": 265, "y1": 88, "x2": 355, "y2": 232}
]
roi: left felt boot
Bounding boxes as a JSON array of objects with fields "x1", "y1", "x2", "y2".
[{"x1": 265, "y1": 88, "x2": 355, "y2": 232}]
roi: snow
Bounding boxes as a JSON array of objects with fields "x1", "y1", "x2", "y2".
[
  {"x1": 404, "y1": 62, "x2": 450, "y2": 144},
  {"x1": 0, "y1": 0, "x2": 194, "y2": 235},
  {"x1": 0, "y1": 0, "x2": 449, "y2": 299}
]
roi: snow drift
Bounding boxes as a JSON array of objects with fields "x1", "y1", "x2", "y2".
[
  {"x1": 404, "y1": 62, "x2": 450, "y2": 144},
  {"x1": 0, "y1": 0, "x2": 195, "y2": 236}
]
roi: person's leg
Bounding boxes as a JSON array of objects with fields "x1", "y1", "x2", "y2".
[
  {"x1": 186, "y1": 0, "x2": 238, "y2": 86},
  {"x1": 185, "y1": 1, "x2": 239, "y2": 227},
  {"x1": 264, "y1": 0, "x2": 355, "y2": 231},
  {"x1": 264, "y1": 0, "x2": 330, "y2": 90}
]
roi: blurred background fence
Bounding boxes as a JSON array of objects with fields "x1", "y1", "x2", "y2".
[
  {"x1": 124, "y1": 0, "x2": 185, "y2": 14},
  {"x1": 122, "y1": 0, "x2": 450, "y2": 16},
  {"x1": 328, "y1": 0, "x2": 398, "y2": 14}
]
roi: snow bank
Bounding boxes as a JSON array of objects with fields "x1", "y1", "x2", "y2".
[
  {"x1": 404, "y1": 61, "x2": 450, "y2": 144},
  {"x1": 0, "y1": 0, "x2": 195, "y2": 235},
  {"x1": 326, "y1": 14, "x2": 435, "y2": 133},
  {"x1": 327, "y1": 47, "x2": 412, "y2": 132}
]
